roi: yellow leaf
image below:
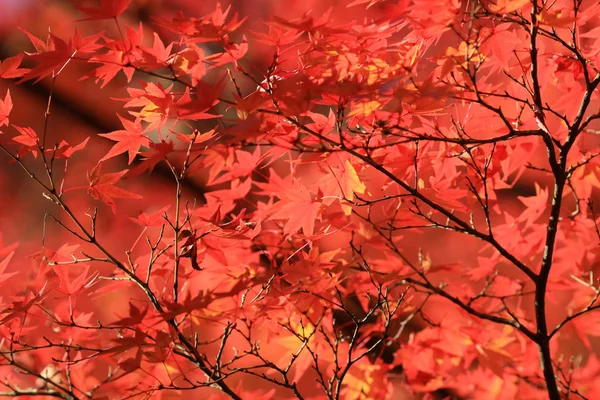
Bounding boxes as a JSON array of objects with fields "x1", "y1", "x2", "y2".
[
  {"x1": 489, "y1": 0, "x2": 529, "y2": 13},
  {"x1": 348, "y1": 100, "x2": 381, "y2": 117},
  {"x1": 339, "y1": 160, "x2": 366, "y2": 215}
]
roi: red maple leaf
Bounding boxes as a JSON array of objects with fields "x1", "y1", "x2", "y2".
[
  {"x1": 144, "y1": 331, "x2": 172, "y2": 364},
  {"x1": 0, "y1": 54, "x2": 29, "y2": 79},
  {"x1": 174, "y1": 127, "x2": 217, "y2": 145},
  {"x1": 138, "y1": 32, "x2": 174, "y2": 68},
  {"x1": 87, "y1": 162, "x2": 142, "y2": 213},
  {"x1": 53, "y1": 137, "x2": 90, "y2": 159},
  {"x1": 0, "y1": 289, "x2": 47, "y2": 326},
  {"x1": 84, "y1": 23, "x2": 142, "y2": 87},
  {"x1": 77, "y1": 0, "x2": 132, "y2": 21},
  {"x1": 99, "y1": 115, "x2": 150, "y2": 164},
  {"x1": 0, "y1": 252, "x2": 17, "y2": 285},
  {"x1": 127, "y1": 140, "x2": 174, "y2": 177},
  {"x1": 129, "y1": 205, "x2": 171, "y2": 227},
  {"x1": 156, "y1": 5, "x2": 247, "y2": 42},
  {"x1": 72, "y1": 29, "x2": 104, "y2": 53},
  {"x1": 118, "y1": 349, "x2": 143, "y2": 375},
  {"x1": 0, "y1": 233, "x2": 18, "y2": 259},
  {"x1": 0, "y1": 90, "x2": 12, "y2": 128},
  {"x1": 273, "y1": 183, "x2": 322, "y2": 236},
  {"x1": 12, "y1": 126, "x2": 40, "y2": 158},
  {"x1": 112, "y1": 301, "x2": 148, "y2": 326},
  {"x1": 11, "y1": 126, "x2": 38, "y2": 147},
  {"x1": 54, "y1": 264, "x2": 99, "y2": 296},
  {"x1": 174, "y1": 78, "x2": 226, "y2": 120},
  {"x1": 20, "y1": 33, "x2": 74, "y2": 83}
]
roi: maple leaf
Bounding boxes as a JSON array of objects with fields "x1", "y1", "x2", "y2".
[
  {"x1": 517, "y1": 182, "x2": 548, "y2": 225},
  {"x1": 144, "y1": 331, "x2": 172, "y2": 364},
  {"x1": 54, "y1": 137, "x2": 90, "y2": 159},
  {"x1": 343, "y1": 363, "x2": 388, "y2": 400},
  {"x1": 77, "y1": 0, "x2": 132, "y2": 21},
  {"x1": 118, "y1": 348, "x2": 143, "y2": 375},
  {"x1": 33, "y1": 243, "x2": 80, "y2": 278},
  {"x1": 281, "y1": 247, "x2": 340, "y2": 286},
  {"x1": 0, "y1": 288, "x2": 47, "y2": 325},
  {"x1": 404, "y1": 2, "x2": 455, "y2": 38},
  {"x1": 254, "y1": 168, "x2": 293, "y2": 196},
  {"x1": 21, "y1": 33, "x2": 74, "y2": 83},
  {"x1": 157, "y1": 4, "x2": 247, "y2": 42},
  {"x1": 223, "y1": 34, "x2": 248, "y2": 63},
  {"x1": 12, "y1": 126, "x2": 40, "y2": 157},
  {"x1": 273, "y1": 8, "x2": 334, "y2": 32},
  {"x1": 0, "y1": 90, "x2": 12, "y2": 128},
  {"x1": 99, "y1": 115, "x2": 150, "y2": 164},
  {"x1": 251, "y1": 24, "x2": 303, "y2": 47},
  {"x1": 71, "y1": 29, "x2": 104, "y2": 53},
  {"x1": 230, "y1": 91, "x2": 269, "y2": 120},
  {"x1": 54, "y1": 264, "x2": 99, "y2": 296},
  {"x1": 87, "y1": 162, "x2": 142, "y2": 213},
  {"x1": 466, "y1": 256, "x2": 499, "y2": 281},
  {"x1": 174, "y1": 127, "x2": 217, "y2": 146},
  {"x1": 322, "y1": 158, "x2": 367, "y2": 215},
  {"x1": 85, "y1": 50, "x2": 135, "y2": 88},
  {"x1": 338, "y1": 160, "x2": 367, "y2": 198},
  {"x1": 273, "y1": 183, "x2": 322, "y2": 236},
  {"x1": 205, "y1": 178, "x2": 253, "y2": 202},
  {"x1": 12, "y1": 125, "x2": 38, "y2": 147},
  {"x1": 138, "y1": 32, "x2": 174, "y2": 68},
  {"x1": 275, "y1": 318, "x2": 330, "y2": 383},
  {"x1": 106, "y1": 329, "x2": 149, "y2": 356},
  {"x1": 538, "y1": 6, "x2": 576, "y2": 28},
  {"x1": 0, "y1": 54, "x2": 29, "y2": 79},
  {"x1": 84, "y1": 23, "x2": 142, "y2": 87},
  {"x1": 347, "y1": 0, "x2": 387, "y2": 8},
  {"x1": 486, "y1": 0, "x2": 529, "y2": 14},
  {"x1": 127, "y1": 140, "x2": 174, "y2": 177},
  {"x1": 479, "y1": 25, "x2": 520, "y2": 72},
  {"x1": 175, "y1": 79, "x2": 226, "y2": 120},
  {"x1": 570, "y1": 314, "x2": 600, "y2": 349},
  {"x1": 0, "y1": 233, "x2": 18, "y2": 260},
  {"x1": 112, "y1": 301, "x2": 148, "y2": 326},
  {"x1": 122, "y1": 82, "x2": 175, "y2": 130},
  {"x1": 490, "y1": 276, "x2": 522, "y2": 297},
  {"x1": 129, "y1": 205, "x2": 171, "y2": 227},
  {"x1": 170, "y1": 44, "x2": 206, "y2": 86},
  {"x1": 0, "y1": 252, "x2": 17, "y2": 285},
  {"x1": 210, "y1": 147, "x2": 262, "y2": 185},
  {"x1": 159, "y1": 292, "x2": 215, "y2": 320},
  {"x1": 347, "y1": 100, "x2": 382, "y2": 117}
]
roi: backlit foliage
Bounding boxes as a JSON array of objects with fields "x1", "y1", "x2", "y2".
[{"x1": 1, "y1": 0, "x2": 600, "y2": 399}]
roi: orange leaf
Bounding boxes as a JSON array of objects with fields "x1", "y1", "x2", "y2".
[
  {"x1": 99, "y1": 115, "x2": 150, "y2": 165},
  {"x1": 87, "y1": 162, "x2": 142, "y2": 213},
  {"x1": 273, "y1": 183, "x2": 321, "y2": 236},
  {"x1": 0, "y1": 90, "x2": 12, "y2": 128}
]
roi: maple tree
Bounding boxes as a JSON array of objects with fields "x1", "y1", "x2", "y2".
[{"x1": 1, "y1": 0, "x2": 600, "y2": 398}]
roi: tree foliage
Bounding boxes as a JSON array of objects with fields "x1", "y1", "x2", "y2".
[{"x1": 1, "y1": 0, "x2": 600, "y2": 399}]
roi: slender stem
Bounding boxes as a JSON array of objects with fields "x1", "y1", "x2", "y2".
[
  {"x1": 170, "y1": 130, "x2": 198, "y2": 304},
  {"x1": 173, "y1": 176, "x2": 182, "y2": 303}
]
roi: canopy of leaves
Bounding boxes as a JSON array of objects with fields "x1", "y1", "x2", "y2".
[{"x1": 0, "y1": 0, "x2": 600, "y2": 399}]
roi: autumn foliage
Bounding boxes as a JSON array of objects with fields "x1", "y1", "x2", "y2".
[{"x1": 1, "y1": 0, "x2": 600, "y2": 398}]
